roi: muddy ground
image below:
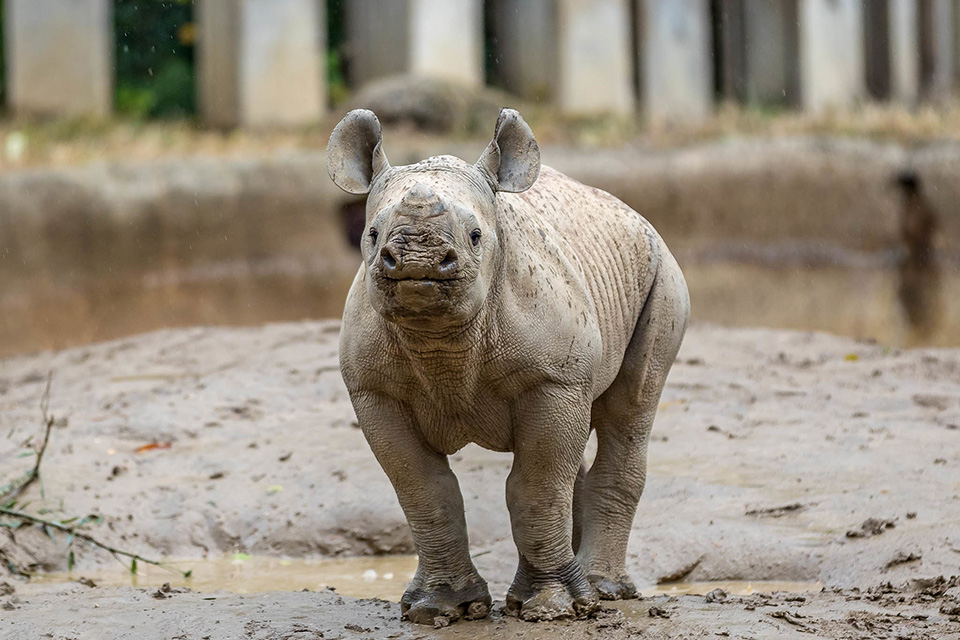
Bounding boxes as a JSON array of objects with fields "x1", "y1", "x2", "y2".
[{"x1": 1, "y1": 321, "x2": 959, "y2": 638}]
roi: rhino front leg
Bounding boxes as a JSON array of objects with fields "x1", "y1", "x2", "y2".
[
  {"x1": 353, "y1": 392, "x2": 491, "y2": 625},
  {"x1": 505, "y1": 386, "x2": 599, "y2": 621}
]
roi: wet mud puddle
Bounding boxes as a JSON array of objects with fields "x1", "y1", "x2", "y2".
[{"x1": 27, "y1": 554, "x2": 821, "y2": 602}]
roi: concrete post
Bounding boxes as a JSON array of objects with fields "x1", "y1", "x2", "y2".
[
  {"x1": 639, "y1": 0, "x2": 713, "y2": 121},
  {"x1": 4, "y1": 0, "x2": 113, "y2": 118},
  {"x1": 409, "y1": 0, "x2": 483, "y2": 85},
  {"x1": 557, "y1": 0, "x2": 634, "y2": 115},
  {"x1": 345, "y1": 0, "x2": 409, "y2": 85},
  {"x1": 716, "y1": 0, "x2": 747, "y2": 103},
  {"x1": 955, "y1": 0, "x2": 960, "y2": 88},
  {"x1": 928, "y1": 0, "x2": 956, "y2": 100},
  {"x1": 889, "y1": 0, "x2": 920, "y2": 105},
  {"x1": 198, "y1": 0, "x2": 326, "y2": 128},
  {"x1": 345, "y1": 0, "x2": 482, "y2": 87},
  {"x1": 744, "y1": 0, "x2": 800, "y2": 107},
  {"x1": 716, "y1": 0, "x2": 800, "y2": 107},
  {"x1": 799, "y1": 0, "x2": 866, "y2": 111}
]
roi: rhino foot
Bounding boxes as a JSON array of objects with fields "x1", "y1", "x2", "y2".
[
  {"x1": 400, "y1": 581, "x2": 492, "y2": 626},
  {"x1": 587, "y1": 573, "x2": 638, "y2": 600},
  {"x1": 505, "y1": 558, "x2": 599, "y2": 622}
]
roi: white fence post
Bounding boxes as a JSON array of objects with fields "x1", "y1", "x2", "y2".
[
  {"x1": 799, "y1": 0, "x2": 866, "y2": 111},
  {"x1": 5, "y1": 0, "x2": 113, "y2": 118},
  {"x1": 639, "y1": 0, "x2": 714, "y2": 121},
  {"x1": 557, "y1": 0, "x2": 634, "y2": 115},
  {"x1": 198, "y1": 0, "x2": 326, "y2": 128}
]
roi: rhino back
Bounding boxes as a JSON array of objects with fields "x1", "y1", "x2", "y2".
[{"x1": 505, "y1": 166, "x2": 662, "y2": 393}]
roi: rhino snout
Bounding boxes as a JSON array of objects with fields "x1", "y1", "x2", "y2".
[{"x1": 380, "y1": 243, "x2": 460, "y2": 280}]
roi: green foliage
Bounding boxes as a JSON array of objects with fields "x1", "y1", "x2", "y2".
[
  {"x1": 115, "y1": 0, "x2": 196, "y2": 118},
  {"x1": 327, "y1": 0, "x2": 348, "y2": 106}
]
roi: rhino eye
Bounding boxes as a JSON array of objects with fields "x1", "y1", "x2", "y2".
[
  {"x1": 368, "y1": 228, "x2": 379, "y2": 243},
  {"x1": 470, "y1": 229, "x2": 481, "y2": 246}
]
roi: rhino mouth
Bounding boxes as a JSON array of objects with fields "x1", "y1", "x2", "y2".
[{"x1": 383, "y1": 275, "x2": 462, "y2": 282}]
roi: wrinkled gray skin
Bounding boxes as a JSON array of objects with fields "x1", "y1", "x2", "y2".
[{"x1": 328, "y1": 109, "x2": 690, "y2": 625}]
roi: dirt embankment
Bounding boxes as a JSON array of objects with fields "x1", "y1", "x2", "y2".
[
  {"x1": 4, "y1": 137, "x2": 960, "y2": 358},
  {"x1": 1, "y1": 321, "x2": 959, "y2": 638}
]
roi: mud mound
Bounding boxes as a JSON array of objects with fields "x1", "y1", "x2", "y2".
[{"x1": 2, "y1": 321, "x2": 958, "y2": 596}]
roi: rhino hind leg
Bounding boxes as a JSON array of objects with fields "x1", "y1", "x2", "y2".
[{"x1": 575, "y1": 250, "x2": 689, "y2": 599}]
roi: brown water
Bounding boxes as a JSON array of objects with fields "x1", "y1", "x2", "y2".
[{"x1": 28, "y1": 554, "x2": 821, "y2": 602}]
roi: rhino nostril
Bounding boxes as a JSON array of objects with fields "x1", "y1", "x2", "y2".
[
  {"x1": 438, "y1": 249, "x2": 459, "y2": 274},
  {"x1": 381, "y1": 246, "x2": 398, "y2": 270}
]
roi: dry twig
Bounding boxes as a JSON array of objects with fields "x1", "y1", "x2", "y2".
[
  {"x1": 0, "y1": 373, "x2": 190, "y2": 578},
  {"x1": 0, "y1": 507, "x2": 190, "y2": 577},
  {"x1": 0, "y1": 373, "x2": 54, "y2": 506}
]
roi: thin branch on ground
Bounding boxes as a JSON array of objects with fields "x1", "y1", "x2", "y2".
[
  {"x1": 0, "y1": 507, "x2": 191, "y2": 578},
  {"x1": 0, "y1": 372, "x2": 55, "y2": 505},
  {"x1": 0, "y1": 372, "x2": 191, "y2": 579}
]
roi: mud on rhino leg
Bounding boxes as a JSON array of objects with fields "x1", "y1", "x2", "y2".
[
  {"x1": 505, "y1": 386, "x2": 599, "y2": 621},
  {"x1": 576, "y1": 253, "x2": 689, "y2": 600},
  {"x1": 353, "y1": 393, "x2": 491, "y2": 625}
]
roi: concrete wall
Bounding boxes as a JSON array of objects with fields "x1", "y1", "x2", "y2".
[
  {"x1": 639, "y1": 0, "x2": 713, "y2": 122},
  {"x1": 4, "y1": 0, "x2": 113, "y2": 118},
  {"x1": 4, "y1": 140, "x2": 960, "y2": 355},
  {"x1": 198, "y1": 0, "x2": 326, "y2": 128}
]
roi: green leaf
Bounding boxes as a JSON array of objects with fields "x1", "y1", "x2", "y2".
[
  {"x1": 68, "y1": 550, "x2": 75, "y2": 571},
  {"x1": 130, "y1": 558, "x2": 138, "y2": 574},
  {"x1": 183, "y1": 569, "x2": 193, "y2": 578},
  {"x1": 43, "y1": 525, "x2": 55, "y2": 542},
  {"x1": 231, "y1": 552, "x2": 251, "y2": 563},
  {"x1": 76, "y1": 514, "x2": 103, "y2": 528},
  {"x1": 17, "y1": 450, "x2": 37, "y2": 458}
]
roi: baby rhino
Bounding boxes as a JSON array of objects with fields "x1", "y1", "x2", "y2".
[{"x1": 328, "y1": 109, "x2": 689, "y2": 625}]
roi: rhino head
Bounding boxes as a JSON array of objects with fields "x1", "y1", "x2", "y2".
[{"x1": 327, "y1": 108, "x2": 541, "y2": 332}]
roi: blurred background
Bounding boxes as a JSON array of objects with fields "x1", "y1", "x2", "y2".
[{"x1": 0, "y1": 0, "x2": 958, "y2": 359}]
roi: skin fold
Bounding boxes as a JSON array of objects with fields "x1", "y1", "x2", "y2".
[{"x1": 328, "y1": 108, "x2": 690, "y2": 625}]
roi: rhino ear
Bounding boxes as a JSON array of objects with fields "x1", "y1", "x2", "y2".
[
  {"x1": 327, "y1": 109, "x2": 390, "y2": 195},
  {"x1": 476, "y1": 108, "x2": 540, "y2": 193}
]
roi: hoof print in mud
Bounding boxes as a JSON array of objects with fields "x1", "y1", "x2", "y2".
[
  {"x1": 587, "y1": 573, "x2": 639, "y2": 601},
  {"x1": 400, "y1": 584, "x2": 492, "y2": 626}
]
